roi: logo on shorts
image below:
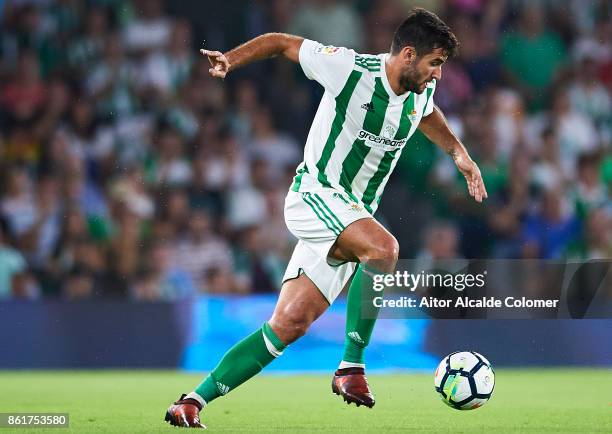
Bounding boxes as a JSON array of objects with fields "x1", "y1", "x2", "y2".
[{"x1": 349, "y1": 203, "x2": 363, "y2": 212}]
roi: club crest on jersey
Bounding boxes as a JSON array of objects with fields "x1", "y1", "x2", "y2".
[
  {"x1": 408, "y1": 109, "x2": 419, "y2": 122},
  {"x1": 315, "y1": 45, "x2": 340, "y2": 55}
]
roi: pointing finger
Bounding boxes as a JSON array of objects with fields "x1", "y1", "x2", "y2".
[{"x1": 200, "y1": 49, "x2": 222, "y2": 57}]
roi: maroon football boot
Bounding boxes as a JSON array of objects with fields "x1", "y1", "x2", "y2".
[
  {"x1": 165, "y1": 394, "x2": 206, "y2": 428},
  {"x1": 331, "y1": 367, "x2": 375, "y2": 408}
]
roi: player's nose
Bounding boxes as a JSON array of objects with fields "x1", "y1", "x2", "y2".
[{"x1": 432, "y1": 66, "x2": 442, "y2": 80}]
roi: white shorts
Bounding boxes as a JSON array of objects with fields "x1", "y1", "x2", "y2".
[{"x1": 282, "y1": 188, "x2": 372, "y2": 304}]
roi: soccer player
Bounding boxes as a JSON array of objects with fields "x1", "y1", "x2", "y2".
[{"x1": 165, "y1": 8, "x2": 487, "y2": 428}]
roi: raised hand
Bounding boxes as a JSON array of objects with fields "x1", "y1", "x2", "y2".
[{"x1": 200, "y1": 49, "x2": 230, "y2": 78}]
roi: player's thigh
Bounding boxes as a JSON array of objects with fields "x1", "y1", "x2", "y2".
[
  {"x1": 269, "y1": 273, "x2": 329, "y2": 334},
  {"x1": 330, "y1": 217, "x2": 399, "y2": 263}
]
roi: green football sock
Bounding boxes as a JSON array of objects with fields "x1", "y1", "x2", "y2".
[
  {"x1": 342, "y1": 264, "x2": 382, "y2": 365},
  {"x1": 194, "y1": 322, "x2": 286, "y2": 404}
]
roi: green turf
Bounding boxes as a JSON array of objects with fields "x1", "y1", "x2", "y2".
[{"x1": 0, "y1": 369, "x2": 610, "y2": 433}]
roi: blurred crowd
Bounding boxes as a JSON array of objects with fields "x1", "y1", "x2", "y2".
[{"x1": 0, "y1": 0, "x2": 610, "y2": 301}]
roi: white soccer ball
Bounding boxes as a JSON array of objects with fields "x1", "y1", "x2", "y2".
[{"x1": 434, "y1": 351, "x2": 495, "y2": 410}]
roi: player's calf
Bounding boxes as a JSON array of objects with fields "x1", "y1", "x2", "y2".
[{"x1": 268, "y1": 273, "x2": 330, "y2": 344}]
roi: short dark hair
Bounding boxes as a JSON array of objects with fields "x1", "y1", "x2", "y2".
[{"x1": 391, "y1": 8, "x2": 458, "y2": 58}]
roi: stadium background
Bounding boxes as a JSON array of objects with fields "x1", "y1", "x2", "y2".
[{"x1": 0, "y1": 0, "x2": 610, "y2": 371}]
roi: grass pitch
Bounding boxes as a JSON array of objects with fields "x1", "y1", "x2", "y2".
[{"x1": 1, "y1": 369, "x2": 611, "y2": 433}]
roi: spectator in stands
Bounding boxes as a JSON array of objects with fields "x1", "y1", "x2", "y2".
[
  {"x1": 18, "y1": 175, "x2": 62, "y2": 270},
  {"x1": 140, "y1": 19, "x2": 194, "y2": 99},
  {"x1": 67, "y1": 6, "x2": 110, "y2": 74},
  {"x1": 55, "y1": 97, "x2": 115, "y2": 172},
  {"x1": 168, "y1": 209, "x2": 233, "y2": 292},
  {"x1": 582, "y1": 207, "x2": 612, "y2": 260},
  {"x1": 123, "y1": 0, "x2": 171, "y2": 54},
  {"x1": 0, "y1": 217, "x2": 27, "y2": 299},
  {"x1": 50, "y1": 206, "x2": 92, "y2": 277},
  {"x1": 146, "y1": 124, "x2": 192, "y2": 187},
  {"x1": 417, "y1": 220, "x2": 463, "y2": 263},
  {"x1": 0, "y1": 166, "x2": 35, "y2": 236},
  {"x1": 526, "y1": 90, "x2": 599, "y2": 178},
  {"x1": 246, "y1": 105, "x2": 300, "y2": 182},
  {"x1": 232, "y1": 225, "x2": 285, "y2": 294},
  {"x1": 573, "y1": 152, "x2": 608, "y2": 217},
  {"x1": 86, "y1": 32, "x2": 138, "y2": 118},
  {"x1": 501, "y1": 5, "x2": 567, "y2": 109},
  {"x1": 488, "y1": 151, "x2": 534, "y2": 258},
  {"x1": 567, "y1": 56, "x2": 611, "y2": 137},
  {"x1": 11, "y1": 270, "x2": 40, "y2": 299},
  {"x1": 287, "y1": 0, "x2": 364, "y2": 50},
  {"x1": 1, "y1": 50, "x2": 46, "y2": 123},
  {"x1": 62, "y1": 265, "x2": 95, "y2": 300},
  {"x1": 521, "y1": 187, "x2": 581, "y2": 259},
  {"x1": 131, "y1": 241, "x2": 196, "y2": 301}
]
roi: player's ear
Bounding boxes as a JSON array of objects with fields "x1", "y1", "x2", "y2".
[{"x1": 401, "y1": 46, "x2": 417, "y2": 65}]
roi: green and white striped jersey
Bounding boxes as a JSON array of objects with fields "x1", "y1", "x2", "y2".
[{"x1": 291, "y1": 39, "x2": 436, "y2": 214}]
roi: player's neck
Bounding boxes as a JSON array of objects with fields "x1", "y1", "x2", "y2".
[{"x1": 384, "y1": 55, "x2": 405, "y2": 96}]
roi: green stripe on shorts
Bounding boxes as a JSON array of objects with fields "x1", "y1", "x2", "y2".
[
  {"x1": 312, "y1": 193, "x2": 345, "y2": 232},
  {"x1": 302, "y1": 193, "x2": 341, "y2": 236},
  {"x1": 308, "y1": 193, "x2": 344, "y2": 235}
]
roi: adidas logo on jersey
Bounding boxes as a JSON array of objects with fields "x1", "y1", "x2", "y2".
[
  {"x1": 361, "y1": 102, "x2": 375, "y2": 112},
  {"x1": 348, "y1": 331, "x2": 365, "y2": 345},
  {"x1": 216, "y1": 382, "x2": 230, "y2": 395}
]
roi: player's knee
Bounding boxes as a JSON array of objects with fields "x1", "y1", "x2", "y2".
[
  {"x1": 383, "y1": 236, "x2": 400, "y2": 263},
  {"x1": 269, "y1": 309, "x2": 312, "y2": 344},
  {"x1": 360, "y1": 235, "x2": 399, "y2": 271}
]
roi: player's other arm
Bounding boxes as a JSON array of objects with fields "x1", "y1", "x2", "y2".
[
  {"x1": 200, "y1": 33, "x2": 303, "y2": 78},
  {"x1": 419, "y1": 105, "x2": 488, "y2": 203}
]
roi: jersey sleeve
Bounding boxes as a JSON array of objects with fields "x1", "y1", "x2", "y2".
[
  {"x1": 299, "y1": 39, "x2": 355, "y2": 96},
  {"x1": 423, "y1": 79, "x2": 437, "y2": 117}
]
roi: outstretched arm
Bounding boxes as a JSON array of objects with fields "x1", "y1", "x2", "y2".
[
  {"x1": 419, "y1": 105, "x2": 488, "y2": 203},
  {"x1": 200, "y1": 33, "x2": 304, "y2": 78}
]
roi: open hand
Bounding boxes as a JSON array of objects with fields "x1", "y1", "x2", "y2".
[
  {"x1": 200, "y1": 49, "x2": 230, "y2": 78},
  {"x1": 454, "y1": 153, "x2": 488, "y2": 203}
]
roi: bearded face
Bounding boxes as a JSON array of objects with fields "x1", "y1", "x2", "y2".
[
  {"x1": 398, "y1": 47, "x2": 447, "y2": 94},
  {"x1": 399, "y1": 61, "x2": 431, "y2": 94}
]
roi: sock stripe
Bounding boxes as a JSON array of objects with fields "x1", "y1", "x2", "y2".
[
  {"x1": 262, "y1": 331, "x2": 283, "y2": 357},
  {"x1": 339, "y1": 361, "x2": 366, "y2": 369},
  {"x1": 186, "y1": 391, "x2": 207, "y2": 408},
  {"x1": 262, "y1": 322, "x2": 286, "y2": 357}
]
